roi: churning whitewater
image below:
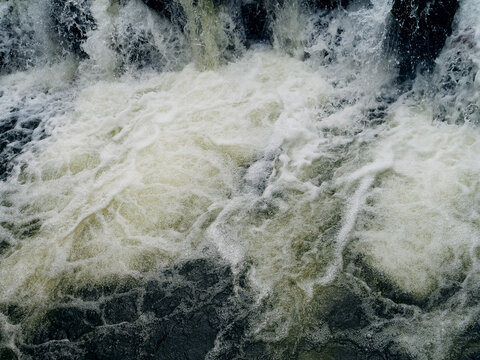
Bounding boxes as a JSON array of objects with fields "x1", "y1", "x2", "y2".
[{"x1": 1, "y1": 0, "x2": 480, "y2": 359}]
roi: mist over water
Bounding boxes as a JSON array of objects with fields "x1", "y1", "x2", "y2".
[{"x1": 1, "y1": 0, "x2": 480, "y2": 359}]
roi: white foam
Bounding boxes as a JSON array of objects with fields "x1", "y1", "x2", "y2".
[
  {"x1": 0, "y1": 50, "x2": 333, "y2": 304},
  {"x1": 355, "y1": 105, "x2": 480, "y2": 299}
]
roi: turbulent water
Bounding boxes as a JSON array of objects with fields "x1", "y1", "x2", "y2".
[{"x1": 0, "y1": 0, "x2": 480, "y2": 359}]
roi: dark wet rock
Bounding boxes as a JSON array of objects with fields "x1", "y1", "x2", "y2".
[
  {"x1": 0, "y1": 347, "x2": 18, "y2": 360},
  {"x1": 28, "y1": 306, "x2": 102, "y2": 344},
  {"x1": 326, "y1": 295, "x2": 369, "y2": 331},
  {"x1": 457, "y1": 342, "x2": 480, "y2": 360},
  {"x1": 0, "y1": 116, "x2": 17, "y2": 138},
  {"x1": 20, "y1": 341, "x2": 85, "y2": 360},
  {"x1": 0, "y1": 304, "x2": 28, "y2": 325},
  {"x1": 18, "y1": 257, "x2": 258, "y2": 359},
  {"x1": 21, "y1": 118, "x2": 42, "y2": 131},
  {"x1": 239, "y1": 340, "x2": 269, "y2": 360},
  {"x1": 315, "y1": 284, "x2": 370, "y2": 332},
  {"x1": 0, "y1": 133, "x2": 20, "y2": 179},
  {"x1": 141, "y1": 0, "x2": 175, "y2": 18},
  {"x1": 81, "y1": 313, "x2": 218, "y2": 360},
  {"x1": 241, "y1": 1, "x2": 271, "y2": 44},
  {"x1": 49, "y1": 0, "x2": 96, "y2": 57},
  {"x1": 0, "y1": 111, "x2": 43, "y2": 180},
  {"x1": 141, "y1": 280, "x2": 170, "y2": 317},
  {"x1": 83, "y1": 322, "x2": 145, "y2": 360},
  {"x1": 386, "y1": 0, "x2": 459, "y2": 81},
  {"x1": 101, "y1": 292, "x2": 139, "y2": 324},
  {"x1": 304, "y1": 0, "x2": 351, "y2": 9},
  {"x1": 450, "y1": 320, "x2": 480, "y2": 360},
  {"x1": 152, "y1": 313, "x2": 219, "y2": 360},
  {"x1": 293, "y1": 275, "x2": 421, "y2": 360},
  {"x1": 0, "y1": 240, "x2": 10, "y2": 255},
  {"x1": 0, "y1": 219, "x2": 41, "y2": 240},
  {"x1": 138, "y1": 259, "x2": 246, "y2": 359},
  {"x1": 303, "y1": 0, "x2": 372, "y2": 11},
  {"x1": 299, "y1": 341, "x2": 386, "y2": 360},
  {"x1": 177, "y1": 257, "x2": 231, "y2": 286}
]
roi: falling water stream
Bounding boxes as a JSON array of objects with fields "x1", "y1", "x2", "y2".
[{"x1": 0, "y1": 0, "x2": 480, "y2": 359}]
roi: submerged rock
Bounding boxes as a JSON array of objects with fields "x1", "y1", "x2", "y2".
[{"x1": 386, "y1": 0, "x2": 459, "y2": 81}]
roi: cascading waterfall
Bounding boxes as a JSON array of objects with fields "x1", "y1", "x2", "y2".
[{"x1": 0, "y1": 0, "x2": 479, "y2": 359}]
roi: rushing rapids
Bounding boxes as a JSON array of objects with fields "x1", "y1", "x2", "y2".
[{"x1": 1, "y1": 0, "x2": 480, "y2": 359}]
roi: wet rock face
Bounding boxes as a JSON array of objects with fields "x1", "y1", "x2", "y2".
[
  {"x1": 241, "y1": 1, "x2": 271, "y2": 44},
  {"x1": 49, "y1": 0, "x2": 96, "y2": 57},
  {"x1": 16, "y1": 257, "x2": 253, "y2": 360},
  {"x1": 386, "y1": 0, "x2": 459, "y2": 81}
]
